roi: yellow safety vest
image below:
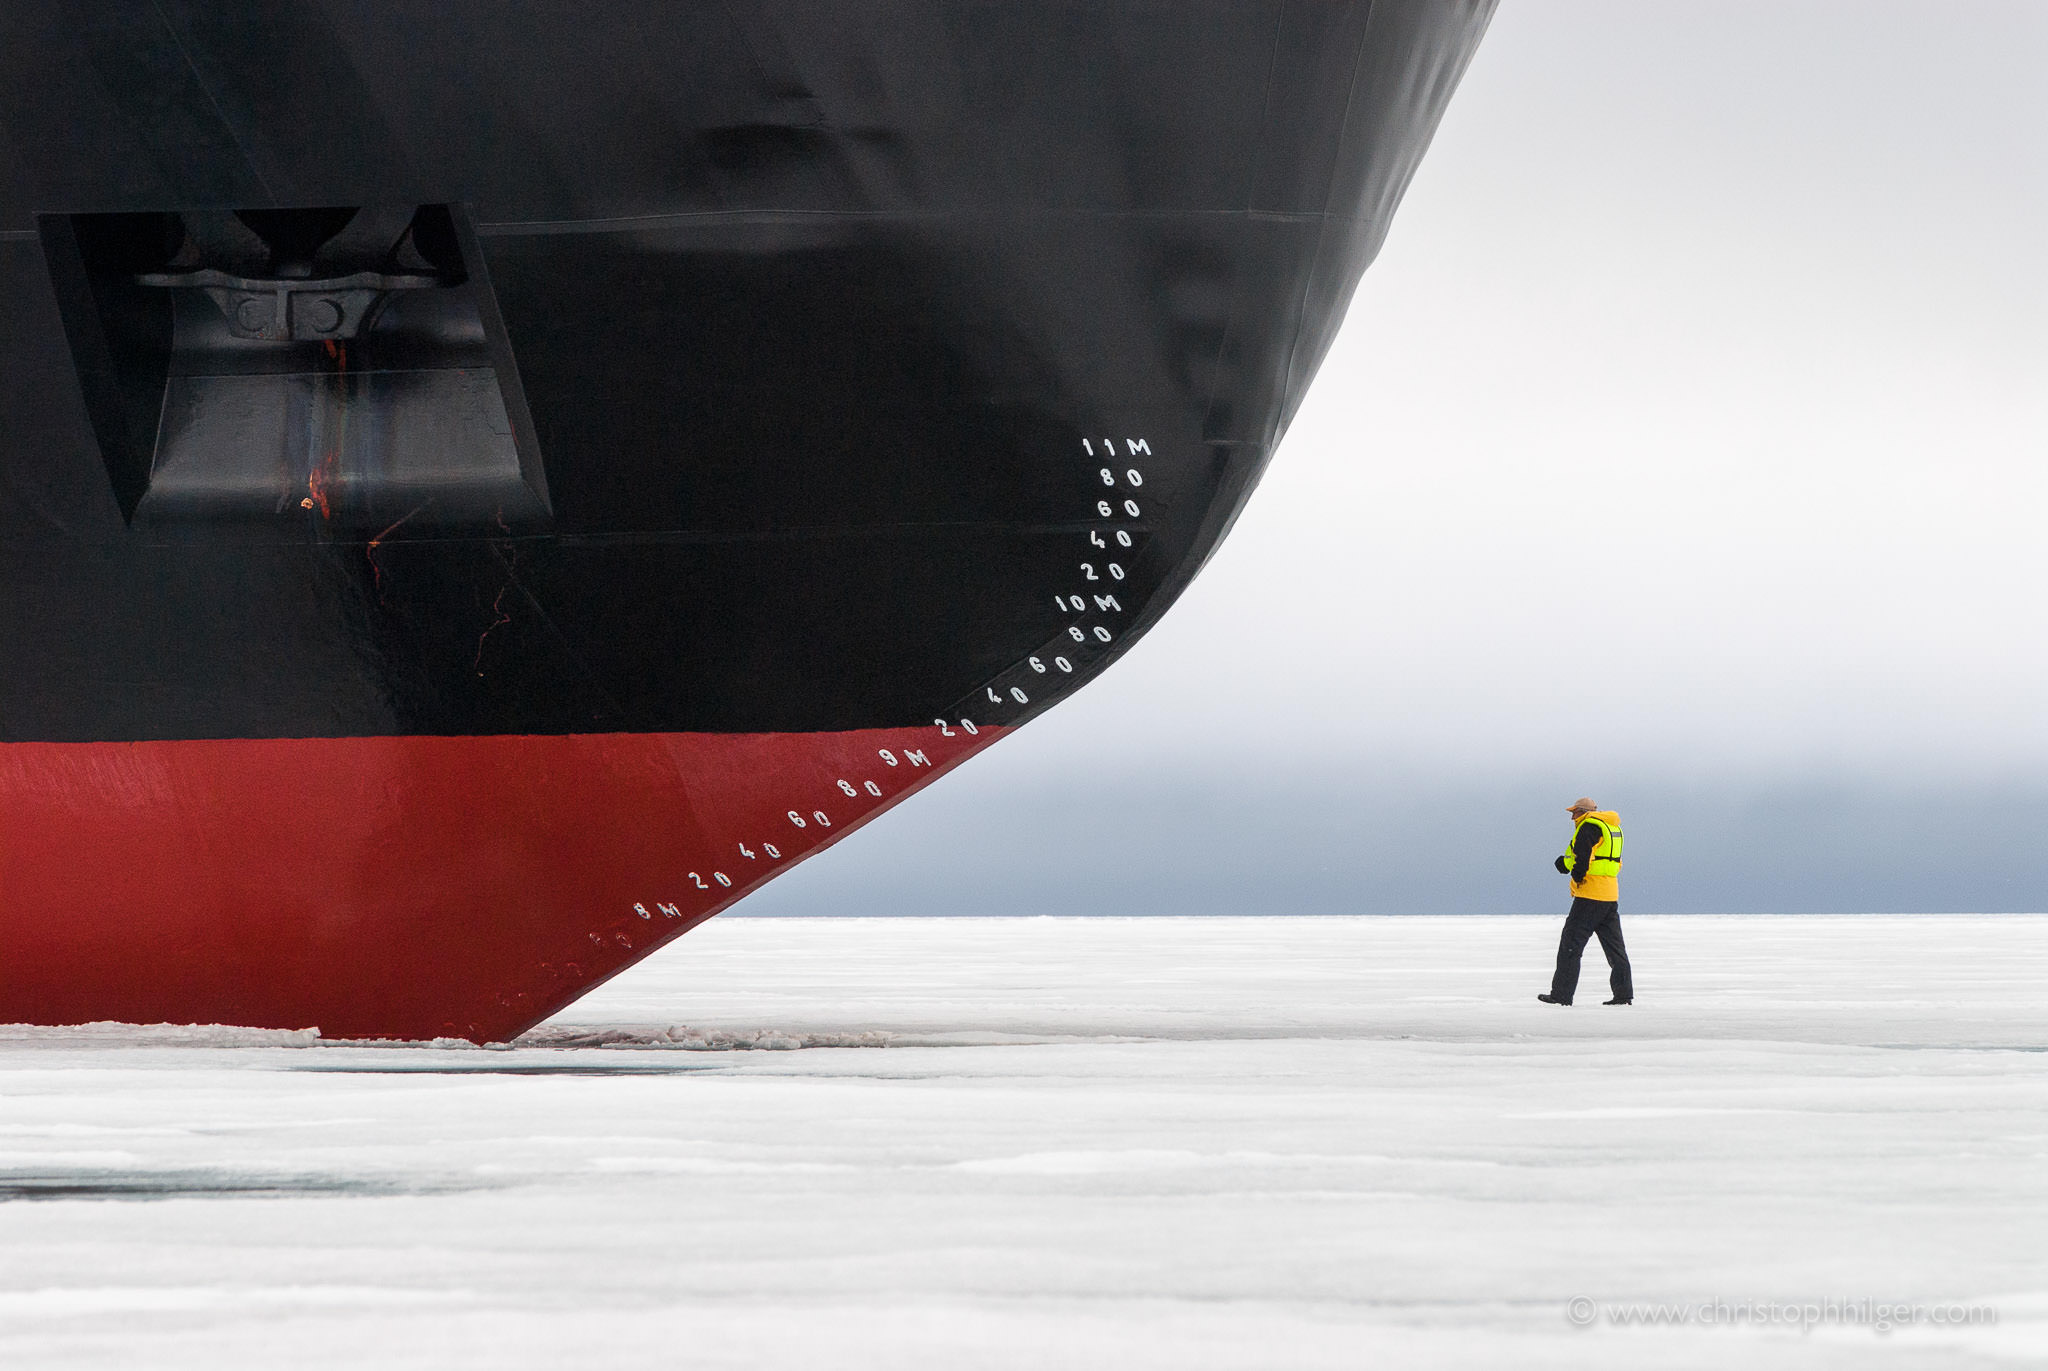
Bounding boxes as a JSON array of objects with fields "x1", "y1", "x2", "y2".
[{"x1": 1564, "y1": 811, "x2": 1623, "y2": 901}]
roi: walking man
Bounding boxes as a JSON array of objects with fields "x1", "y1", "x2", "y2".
[{"x1": 1538, "y1": 797, "x2": 1633, "y2": 1005}]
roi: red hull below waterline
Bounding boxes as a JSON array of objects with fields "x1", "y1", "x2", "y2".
[{"x1": 0, "y1": 726, "x2": 999, "y2": 1041}]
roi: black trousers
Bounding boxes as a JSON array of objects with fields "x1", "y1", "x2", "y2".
[{"x1": 1551, "y1": 897, "x2": 1632, "y2": 1003}]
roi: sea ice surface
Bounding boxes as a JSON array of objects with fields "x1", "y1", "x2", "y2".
[{"x1": 0, "y1": 914, "x2": 2042, "y2": 1369}]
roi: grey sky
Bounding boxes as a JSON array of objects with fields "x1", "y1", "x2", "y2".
[{"x1": 754, "y1": 1, "x2": 2048, "y2": 916}]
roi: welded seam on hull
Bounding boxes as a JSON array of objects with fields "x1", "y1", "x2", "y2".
[
  {"x1": 194, "y1": 519, "x2": 1172, "y2": 551},
  {"x1": 1271, "y1": 0, "x2": 1375, "y2": 454},
  {"x1": 1244, "y1": 5, "x2": 1289, "y2": 215},
  {"x1": 1198, "y1": 2, "x2": 1293, "y2": 436},
  {"x1": 472, "y1": 207, "x2": 1365, "y2": 237},
  {"x1": 146, "y1": 0, "x2": 279, "y2": 204}
]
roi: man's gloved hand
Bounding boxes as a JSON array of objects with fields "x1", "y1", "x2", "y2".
[{"x1": 1554, "y1": 855, "x2": 1570, "y2": 874}]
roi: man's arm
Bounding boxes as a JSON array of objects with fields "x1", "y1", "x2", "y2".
[{"x1": 1569, "y1": 822, "x2": 1599, "y2": 882}]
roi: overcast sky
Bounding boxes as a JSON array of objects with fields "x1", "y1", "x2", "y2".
[{"x1": 754, "y1": 0, "x2": 2048, "y2": 916}]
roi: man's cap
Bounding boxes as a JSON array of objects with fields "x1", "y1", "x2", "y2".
[{"x1": 1567, "y1": 797, "x2": 1597, "y2": 813}]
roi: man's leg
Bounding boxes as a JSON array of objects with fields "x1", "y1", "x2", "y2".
[
  {"x1": 1592, "y1": 904, "x2": 1633, "y2": 1002},
  {"x1": 1550, "y1": 899, "x2": 1599, "y2": 1003}
]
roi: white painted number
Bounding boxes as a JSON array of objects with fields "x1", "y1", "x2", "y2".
[
  {"x1": 1069, "y1": 626, "x2": 1086, "y2": 641},
  {"x1": 634, "y1": 903, "x2": 652, "y2": 919},
  {"x1": 1094, "y1": 626, "x2": 1112, "y2": 642},
  {"x1": 789, "y1": 811, "x2": 807, "y2": 827},
  {"x1": 763, "y1": 844, "x2": 781, "y2": 859},
  {"x1": 739, "y1": 842, "x2": 756, "y2": 859},
  {"x1": 1116, "y1": 530, "x2": 1132, "y2": 547},
  {"x1": 1100, "y1": 468, "x2": 1115, "y2": 485},
  {"x1": 714, "y1": 871, "x2": 732, "y2": 887},
  {"x1": 1028, "y1": 656, "x2": 1046, "y2": 673},
  {"x1": 690, "y1": 872, "x2": 708, "y2": 889},
  {"x1": 813, "y1": 811, "x2": 831, "y2": 826},
  {"x1": 1108, "y1": 563, "x2": 1124, "y2": 580},
  {"x1": 1126, "y1": 469, "x2": 1143, "y2": 486},
  {"x1": 864, "y1": 780, "x2": 881, "y2": 796},
  {"x1": 1010, "y1": 687, "x2": 1028, "y2": 703},
  {"x1": 1097, "y1": 500, "x2": 1113, "y2": 517},
  {"x1": 879, "y1": 749, "x2": 899, "y2": 766},
  {"x1": 960, "y1": 720, "x2": 978, "y2": 735},
  {"x1": 1081, "y1": 563, "x2": 1098, "y2": 580},
  {"x1": 1124, "y1": 499, "x2": 1140, "y2": 517},
  {"x1": 1054, "y1": 656, "x2": 1072, "y2": 672},
  {"x1": 838, "y1": 779, "x2": 858, "y2": 796},
  {"x1": 935, "y1": 719, "x2": 956, "y2": 736}
]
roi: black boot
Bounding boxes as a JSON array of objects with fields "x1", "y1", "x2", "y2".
[
  {"x1": 1604, "y1": 996, "x2": 1631, "y2": 1005},
  {"x1": 1537, "y1": 993, "x2": 1570, "y2": 1005}
]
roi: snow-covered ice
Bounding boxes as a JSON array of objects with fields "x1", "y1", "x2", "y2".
[{"x1": 0, "y1": 914, "x2": 2043, "y2": 1369}]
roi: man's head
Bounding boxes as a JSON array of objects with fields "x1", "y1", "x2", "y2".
[{"x1": 1568, "y1": 797, "x2": 1598, "y2": 819}]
